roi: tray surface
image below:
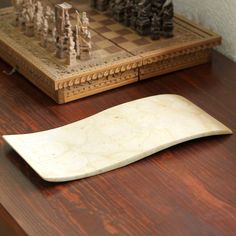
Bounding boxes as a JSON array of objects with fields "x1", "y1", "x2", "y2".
[{"x1": 3, "y1": 95, "x2": 232, "y2": 182}]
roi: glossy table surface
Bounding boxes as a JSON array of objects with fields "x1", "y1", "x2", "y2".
[{"x1": 0, "y1": 1, "x2": 236, "y2": 235}]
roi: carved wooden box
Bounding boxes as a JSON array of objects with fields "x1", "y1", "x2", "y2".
[{"x1": 0, "y1": 3, "x2": 221, "y2": 104}]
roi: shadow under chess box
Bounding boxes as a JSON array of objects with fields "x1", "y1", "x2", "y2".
[{"x1": 0, "y1": 3, "x2": 221, "y2": 104}]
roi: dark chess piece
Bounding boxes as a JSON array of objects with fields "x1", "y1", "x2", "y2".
[
  {"x1": 98, "y1": 0, "x2": 110, "y2": 11},
  {"x1": 130, "y1": 0, "x2": 139, "y2": 30},
  {"x1": 123, "y1": 0, "x2": 133, "y2": 27},
  {"x1": 91, "y1": 0, "x2": 110, "y2": 11},
  {"x1": 90, "y1": 0, "x2": 96, "y2": 8},
  {"x1": 161, "y1": 0, "x2": 174, "y2": 38},
  {"x1": 112, "y1": 0, "x2": 126, "y2": 23},
  {"x1": 109, "y1": 0, "x2": 116, "y2": 19},
  {"x1": 109, "y1": 0, "x2": 116, "y2": 9},
  {"x1": 135, "y1": 0, "x2": 152, "y2": 36},
  {"x1": 151, "y1": 13, "x2": 161, "y2": 40},
  {"x1": 92, "y1": 0, "x2": 175, "y2": 39},
  {"x1": 152, "y1": 0, "x2": 166, "y2": 12}
]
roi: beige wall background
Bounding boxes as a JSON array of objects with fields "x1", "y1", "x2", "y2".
[{"x1": 174, "y1": 0, "x2": 236, "y2": 62}]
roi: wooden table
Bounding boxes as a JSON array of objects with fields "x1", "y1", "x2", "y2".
[{"x1": 0, "y1": 2, "x2": 236, "y2": 236}]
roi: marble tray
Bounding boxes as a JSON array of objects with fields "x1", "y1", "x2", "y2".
[{"x1": 3, "y1": 95, "x2": 232, "y2": 182}]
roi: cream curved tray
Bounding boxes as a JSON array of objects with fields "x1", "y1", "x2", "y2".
[{"x1": 3, "y1": 95, "x2": 232, "y2": 182}]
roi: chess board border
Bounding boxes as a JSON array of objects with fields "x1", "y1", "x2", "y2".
[{"x1": 0, "y1": 7, "x2": 221, "y2": 104}]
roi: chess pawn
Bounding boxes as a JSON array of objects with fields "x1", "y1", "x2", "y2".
[
  {"x1": 79, "y1": 12, "x2": 92, "y2": 60},
  {"x1": 79, "y1": 26, "x2": 92, "y2": 61},
  {"x1": 112, "y1": 0, "x2": 126, "y2": 23},
  {"x1": 96, "y1": 0, "x2": 109, "y2": 11},
  {"x1": 40, "y1": 18, "x2": 48, "y2": 48},
  {"x1": 152, "y1": 0, "x2": 166, "y2": 13},
  {"x1": 81, "y1": 12, "x2": 89, "y2": 29},
  {"x1": 135, "y1": 0, "x2": 152, "y2": 35},
  {"x1": 34, "y1": 12, "x2": 43, "y2": 39},
  {"x1": 90, "y1": 0, "x2": 96, "y2": 8},
  {"x1": 47, "y1": 27, "x2": 57, "y2": 52},
  {"x1": 75, "y1": 25, "x2": 80, "y2": 57},
  {"x1": 75, "y1": 10, "x2": 82, "y2": 30},
  {"x1": 19, "y1": 3, "x2": 27, "y2": 31},
  {"x1": 130, "y1": 0, "x2": 139, "y2": 30},
  {"x1": 109, "y1": 0, "x2": 116, "y2": 10},
  {"x1": 123, "y1": 0, "x2": 132, "y2": 27},
  {"x1": 56, "y1": 36, "x2": 66, "y2": 59},
  {"x1": 49, "y1": 11, "x2": 56, "y2": 31},
  {"x1": 151, "y1": 13, "x2": 161, "y2": 40},
  {"x1": 11, "y1": 0, "x2": 23, "y2": 26},
  {"x1": 45, "y1": 6, "x2": 52, "y2": 20},
  {"x1": 45, "y1": 6, "x2": 55, "y2": 31},
  {"x1": 25, "y1": 15, "x2": 34, "y2": 37},
  {"x1": 25, "y1": 6, "x2": 35, "y2": 37},
  {"x1": 161, "y1": 0, "x2": 174, "y2": 38},
  {"x1": 79, "y1": 32, "x2": 92, "y2": 61},
  {"x1": 66, "y1": 37, "x2": 77, "y2": 66}
]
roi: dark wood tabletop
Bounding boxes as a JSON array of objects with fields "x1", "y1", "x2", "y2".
[{"x1": 0, "y1": 2, "x2": 236, "y2": 236}]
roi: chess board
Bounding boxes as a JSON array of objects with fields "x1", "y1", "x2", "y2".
[{"x1": 0, "y1": 1, "x2": 221, "y2": 103}]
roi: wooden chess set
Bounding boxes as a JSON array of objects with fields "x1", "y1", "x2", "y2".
[{"x1": 0, "y1": 0, "x2": 221, "y2": 104}]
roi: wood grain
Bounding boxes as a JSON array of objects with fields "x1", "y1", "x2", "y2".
[{"x1": 0, "y1": 1, "x2": 236, "y2": 236}]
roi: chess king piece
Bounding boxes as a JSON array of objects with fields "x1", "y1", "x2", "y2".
[
  {"x1": 64, "y1": 11, "x2": 77, "y2": 65},
  {"x1": 161, "y1": 0, "x2": 174, "y2": 38},
  {"x1": 75, "y1": 11, "x2": 82, "y2": 57},
  {"x1": 55, "y1": 2, "x2": 72, "y2": 59},
  {"x1": 135, "y1": 0, "x2": 152, "y2": 36}
]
